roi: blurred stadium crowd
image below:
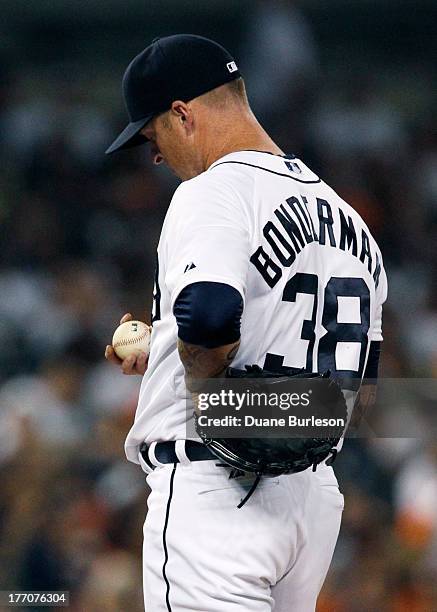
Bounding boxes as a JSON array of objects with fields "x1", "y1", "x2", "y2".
[{"x1": 1, "y1": 1, "x2": 437, "y2": 610}]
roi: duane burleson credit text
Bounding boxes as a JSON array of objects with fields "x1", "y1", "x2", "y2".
[{"x1": 197, "y1": 415, "x2": 347, "y2": 428}]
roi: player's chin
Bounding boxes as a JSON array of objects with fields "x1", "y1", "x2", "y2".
[
  {"x1": 168, "y1": 164, "x2": 187, "y2": 180},
  {"x1": 163, "y1": 159, "x2": 192, "y2": 180},
  {"x1": 176, "y1": 167, "x2": 198, "y2": 181}
]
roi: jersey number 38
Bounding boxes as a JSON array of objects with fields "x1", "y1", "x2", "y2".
[{"x1": 264, "y1": 273, "x2": 370, "y2": 380}]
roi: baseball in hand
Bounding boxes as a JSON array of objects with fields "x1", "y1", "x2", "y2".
[{"x1": 112, "y1": 320, "x2": 151, "y2": 360}]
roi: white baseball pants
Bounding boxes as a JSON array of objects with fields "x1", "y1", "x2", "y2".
[{"x1": 139, "y1": 450, "x2": 343, "y2": 612}]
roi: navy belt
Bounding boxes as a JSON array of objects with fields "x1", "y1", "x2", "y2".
[{"x1": 140, "y1": 440, "x2": 215, "y2": 470}]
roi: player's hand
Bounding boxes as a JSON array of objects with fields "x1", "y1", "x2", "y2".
[{"x1": 105, "y1": 313, "x2": 150, "y2": 375}]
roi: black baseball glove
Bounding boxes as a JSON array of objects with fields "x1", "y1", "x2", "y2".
[{"x1": 194, "y1": 365, "x2": 347, "y2": 507}]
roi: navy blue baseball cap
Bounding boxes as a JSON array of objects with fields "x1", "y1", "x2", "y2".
[{"x1": 106, "y1": 34, "x2": 241, "y2": 154}]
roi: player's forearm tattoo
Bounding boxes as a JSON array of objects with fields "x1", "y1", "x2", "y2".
[
  {"x1": 178, "y1": 338, "x2": 240, "y2": 391},
  {"x1": 226, "y1": 344, "x2": 239, "y2": 362}
]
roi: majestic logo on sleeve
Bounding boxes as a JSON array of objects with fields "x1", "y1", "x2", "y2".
[
  {"x1": 250, "y1": 196, "x2": 381, "y2": 290},
  {"x1": 184, "y1": 262, "x2": 197, "y2": 273}
]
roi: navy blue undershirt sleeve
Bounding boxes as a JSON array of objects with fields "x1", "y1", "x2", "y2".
[
  {"x1": 363, "y1": 341, "x2": 381, "y2": 379},
  {"x1": 173, "y1": 282, "x2": 243, "y2": 348}
]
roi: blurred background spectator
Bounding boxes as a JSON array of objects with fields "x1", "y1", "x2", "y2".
[{"x1": 1, "y1": 0, "x2": 436, "y2": 609}]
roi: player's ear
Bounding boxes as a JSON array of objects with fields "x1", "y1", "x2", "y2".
[{"x1": 171, "y1": 101, "x2": 194, "y2": 135}]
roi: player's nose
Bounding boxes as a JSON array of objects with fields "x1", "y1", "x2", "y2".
[{"x1": 150, "y1": 144, "x2": 164, "y2": 165}]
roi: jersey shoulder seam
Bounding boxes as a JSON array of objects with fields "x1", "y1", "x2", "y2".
[{"x1": 210, "y1": 160, "x2": 322, "y2": 185}]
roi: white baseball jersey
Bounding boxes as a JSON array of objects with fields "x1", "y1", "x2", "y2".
[{"x1": 125, "y1": 150, "x2": 387, "y2": 464}]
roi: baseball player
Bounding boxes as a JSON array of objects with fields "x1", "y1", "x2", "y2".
[{"x1": 105, "y1": 35, "x2": 387, "y2": 611}]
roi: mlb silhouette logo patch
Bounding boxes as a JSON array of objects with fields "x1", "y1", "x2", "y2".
[
  {"x1": 226, "y1": 61, "x2": 238, "y2": 73},
  {"x1": 284, "y1": 160, "x2": 302, "y2": 174}
]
